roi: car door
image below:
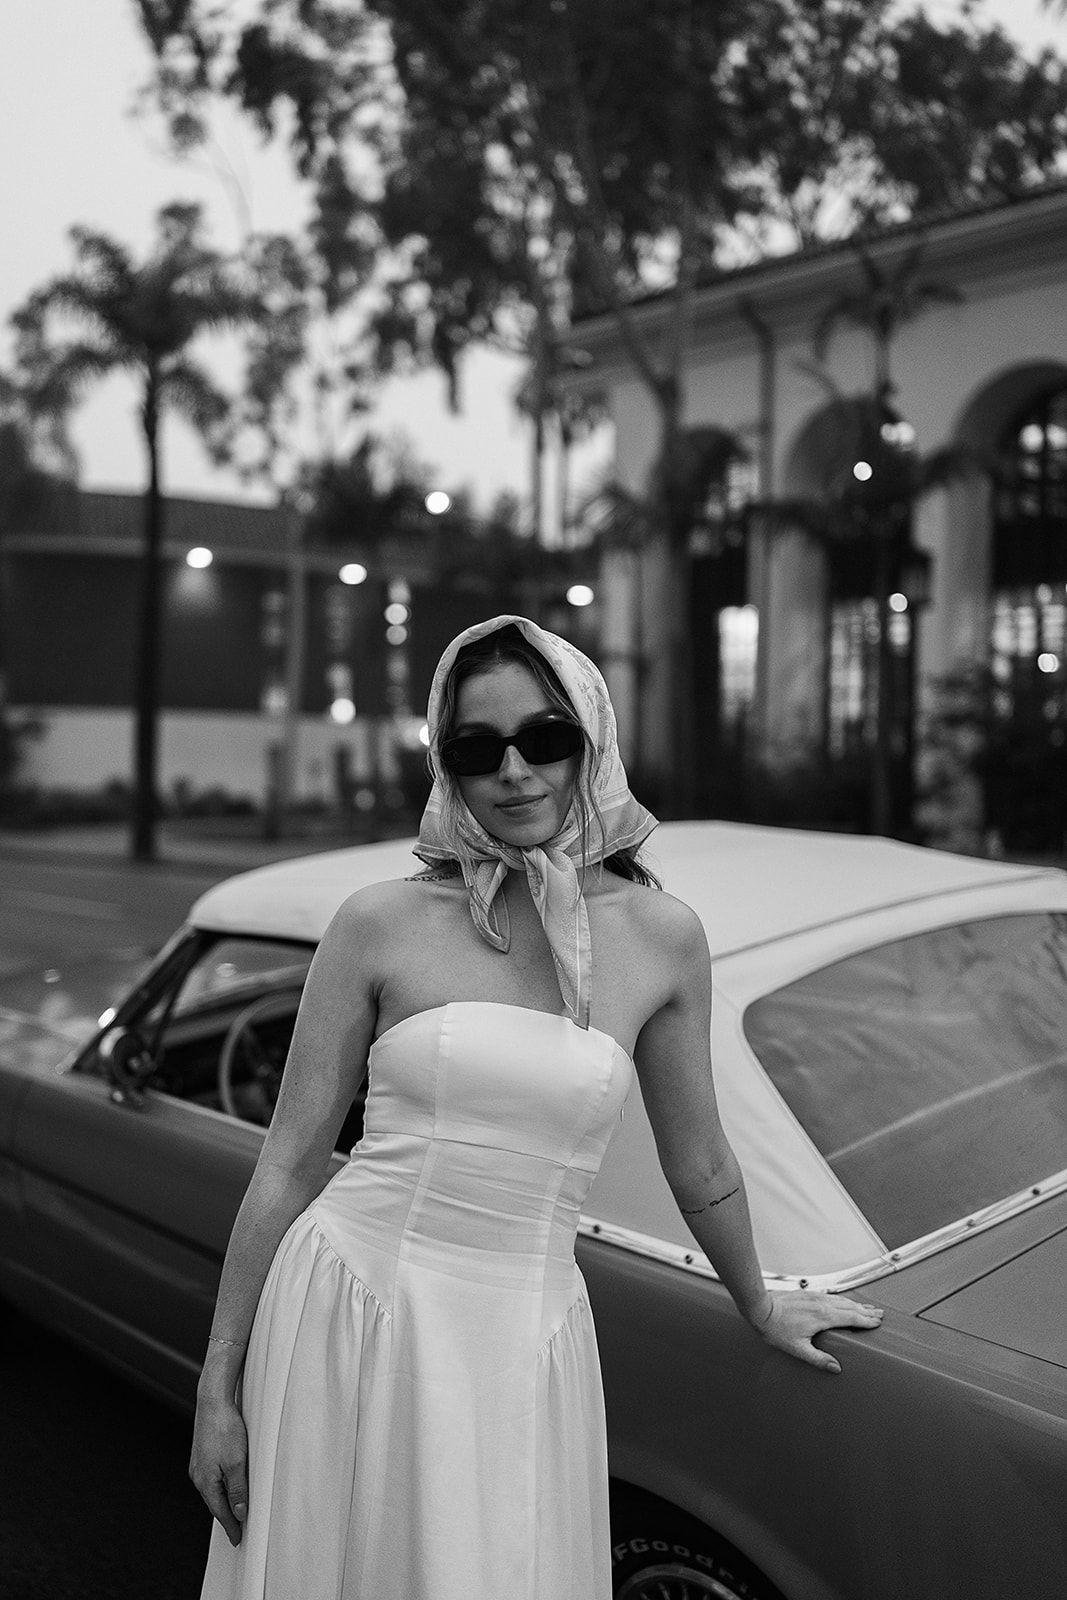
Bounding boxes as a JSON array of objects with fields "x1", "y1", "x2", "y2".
[{"x1": 11, "y1": 932, "x2": 314, "y2": 1408}]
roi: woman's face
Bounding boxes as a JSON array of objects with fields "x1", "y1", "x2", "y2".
[{"x1": 450, "y1": 661, "x2": 580, "y2": 847}]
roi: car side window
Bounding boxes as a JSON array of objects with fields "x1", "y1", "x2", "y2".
[
  {"x1": 171, "y1": 938, "x2": 313, "y2": 1016},
  {"x1": 150, "y1": 937, "x2": 313, "y2": 1117},
  {"x1": 744, "y1": 912, "x2": 1067, "y2": 1249}
]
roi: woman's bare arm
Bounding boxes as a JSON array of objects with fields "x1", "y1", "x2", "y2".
[
  {"x1": 633, "y1": 895, "x2": 883, "y2": 1371},
  {"x1": 191, "y1": 884, "x2": 387, "y2": 1541}
]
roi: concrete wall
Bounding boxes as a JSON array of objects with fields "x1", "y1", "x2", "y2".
[{"x1": 10, "y1": 706, "x2": 407, "y2": 805}]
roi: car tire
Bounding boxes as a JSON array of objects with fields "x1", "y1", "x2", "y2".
[{"x1": 612, "y1": 1517, "x2": 785, "y2": 1600}]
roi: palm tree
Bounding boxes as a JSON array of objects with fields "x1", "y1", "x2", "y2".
[
  {"x1": 11, "y1": 204, "x2": 259, "y2": 859},
  {"x1": 812, "y1": 239, "x2": 963, "y2": 416}
]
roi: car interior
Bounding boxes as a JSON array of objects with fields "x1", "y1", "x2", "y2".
[{"x1": 79, "y1": 930, "x2": 369, "y2": 1153}]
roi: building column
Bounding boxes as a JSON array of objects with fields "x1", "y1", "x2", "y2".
[{"x1": 758, "y1": 526, "x2": 828, "y2": 763}]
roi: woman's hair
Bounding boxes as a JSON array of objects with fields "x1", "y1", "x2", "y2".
[{"x1": 433, "y1": 623, "x2": 660, "y2": 889}]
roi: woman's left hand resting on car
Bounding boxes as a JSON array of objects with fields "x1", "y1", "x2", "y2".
[{"x1": 632, "y1": 889, "x2": 883, "y2": 1371}]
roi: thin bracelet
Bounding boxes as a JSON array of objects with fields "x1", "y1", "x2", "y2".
[{"x1": 208, "y1": 1333, "x2": 248, "y2": 1348}]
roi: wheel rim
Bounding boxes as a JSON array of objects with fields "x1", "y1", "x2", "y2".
[{"x1": 616, "y1": 1562, "x2": 747, "y2": 1600}]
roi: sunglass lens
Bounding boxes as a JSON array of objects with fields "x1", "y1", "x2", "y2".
[
  {"x1": 519, "y1": 722, "x2": 582, "y2": 764},
  {"x1": 441, "y1": 735, "x2": 500, "y2": 775}
]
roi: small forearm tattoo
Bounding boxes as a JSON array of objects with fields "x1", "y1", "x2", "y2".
[{"x1": 680, "y1": 1185, "x2": 740, "y2": 1217}]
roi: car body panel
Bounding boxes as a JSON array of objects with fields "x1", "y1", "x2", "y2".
[
  {"x1": 12, "y1": 1069, "x2": 252, "y2": 1396},
  {"x1": 859, "y1": 1185, "x2": 1067, "y2": 1315},
  {"x1": 921, "y1": 1225, "x2": 1067, "y2": 1367},
  {"x1": 584, "y1": 1236, "x2": 1067, "y2": 1600}
]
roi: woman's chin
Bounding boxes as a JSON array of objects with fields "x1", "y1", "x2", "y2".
[{"x1": 489, "y1": 800, "x2": 563, "y2": 846}]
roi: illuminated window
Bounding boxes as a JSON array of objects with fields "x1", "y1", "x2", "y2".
[
  {"x1": 719, "y1": 605, "x2": 758, "y2": 728},
  {"x1": 826, "y1": 598, "x2": 913, "y2": 759}
]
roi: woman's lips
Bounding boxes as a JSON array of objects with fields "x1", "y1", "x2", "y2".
[{"x1": 495, "y1": 795, "x2": 546, "y2": 815}]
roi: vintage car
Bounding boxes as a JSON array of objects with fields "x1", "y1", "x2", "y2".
[{"x1": 2, "y1": 822, "x2": 1067, "y2": 1599}]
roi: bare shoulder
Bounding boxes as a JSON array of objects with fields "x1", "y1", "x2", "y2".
[
  {"x1": 615, "y1": 878, "x2": 709, "y2": 967},
  {"x1": 326, "y1": 869, "x2": 463, "y2": 939}
]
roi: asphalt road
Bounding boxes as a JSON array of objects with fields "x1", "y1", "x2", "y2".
[
  {"x1": 0, "y1": 851, "x2": 219, "y2": 976},
  {"x1": 0, "y1": 848, "x2": 233, "y2": 1599},
  {"x1": 1, "y1": 1308, "x2": 211, "y2": 1600}
]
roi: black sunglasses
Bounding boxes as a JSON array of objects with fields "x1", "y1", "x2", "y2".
[{"x1": 440, "y1": 719, "x2": 583, "y2": 777}]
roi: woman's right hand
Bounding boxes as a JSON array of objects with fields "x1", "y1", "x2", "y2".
[{"x1": 189, "y1": 1394, "x2": 249, "y2": 1547}]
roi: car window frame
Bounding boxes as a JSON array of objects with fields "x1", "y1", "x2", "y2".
[{"x1": 73, "y1": 926, "x2": 316, "y2": 1081}]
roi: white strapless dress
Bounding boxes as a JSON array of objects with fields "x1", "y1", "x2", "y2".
[{"x1": 200, "y1": 1000, "x2": 634, "y2": 1600}]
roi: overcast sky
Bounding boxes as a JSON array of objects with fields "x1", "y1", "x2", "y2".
[{"x1": 1, "y1": 0, "x2": 1063, "y2": 510}]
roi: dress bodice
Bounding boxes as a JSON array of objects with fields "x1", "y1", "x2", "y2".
[
  {"x1": 309, "y1": 1001, "x2": 634, "y2": 1318},
  {"x1": 364, "y1": 1001, "x2": 633, "y2": 1169}
]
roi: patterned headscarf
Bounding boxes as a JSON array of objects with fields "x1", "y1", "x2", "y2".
[{"x1": 415, "y1": 615, "x2": 657, "y2": 1029}]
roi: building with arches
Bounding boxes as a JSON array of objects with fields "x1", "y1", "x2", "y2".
[{"x1": 566, "y1": 182, "x2": 1067, "y2": 843}]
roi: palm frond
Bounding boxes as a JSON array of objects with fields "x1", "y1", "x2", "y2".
[
  {"x1": 68, "y1": 227, "x2": 136, "y2": 293},
  {"x1": 575, "y1": 468, "x2": 656, "y2": 549},
  {"x1": 31, "y1": 275, "x2": 135, "y2": 345},
  {"x1": 29, "y1": 342, "x2": 123, "y2": 412},
  {"x1": 159, "y1": 357, "x2": 229, "y2": 436}
]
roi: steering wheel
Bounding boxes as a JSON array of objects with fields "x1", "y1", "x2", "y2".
[{"x1": 217, "y1": 988, "x2": 303, "y2": 1124}]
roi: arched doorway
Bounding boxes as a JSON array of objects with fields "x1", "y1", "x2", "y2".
[
  {"x1": 987, "y1": 384, "x2": 1067, "y2": 849},
  {"x1": 779, "y1": 398, "x2": 925, "y2": 834}
]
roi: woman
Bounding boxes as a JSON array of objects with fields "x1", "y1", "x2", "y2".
[{"x1": 193, "y1": 615, "x2": 882, "y2": 1599}]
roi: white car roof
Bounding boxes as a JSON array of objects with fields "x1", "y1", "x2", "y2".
[
  {"x1": 188, "y1": 823, "x2": 1063, "y2": 1285},
  {"x1": 189, "y1": 821, "x2": 1045, "y2": 953}
]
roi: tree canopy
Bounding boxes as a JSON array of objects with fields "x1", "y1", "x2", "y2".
[{"x1": 137, "y1": 0, "x2": 1067, "y2": 384}]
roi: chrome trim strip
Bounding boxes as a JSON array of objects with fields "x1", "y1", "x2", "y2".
[
  {"x1": 579, "y1": 1165, "x2": 1067, "y2": 1290},
  {"x1": 573, "y1": 1215, "x2": 890, "y2": 1291}
]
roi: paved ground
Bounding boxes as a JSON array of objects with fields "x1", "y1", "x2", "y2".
[
  {"x1": 0, "y1": 811, "x2": 417, "y2": 875},
  {"x1": 0, "y1": 1308, "x2": 211, "y2": 1600}
]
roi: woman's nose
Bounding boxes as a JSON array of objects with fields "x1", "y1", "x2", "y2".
[{"x1": 497, "y1": 741, "x2": 532, "y2": 779}]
